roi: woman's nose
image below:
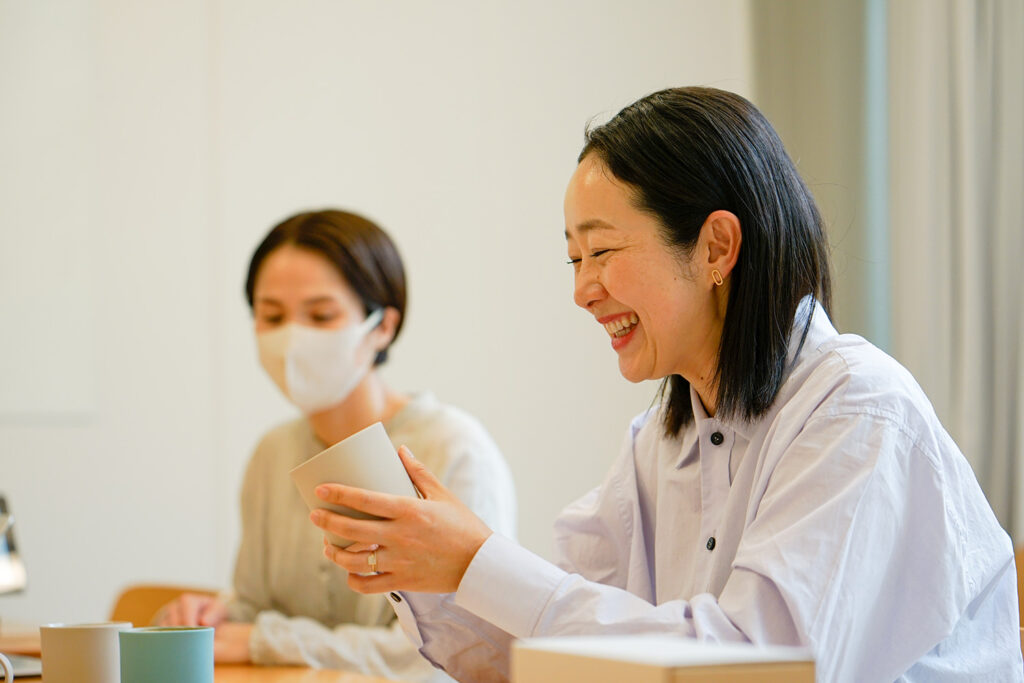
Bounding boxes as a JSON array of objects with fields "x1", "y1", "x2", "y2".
[{"x1": 573, "y1": 264, "x2": 605, "y2": 310}]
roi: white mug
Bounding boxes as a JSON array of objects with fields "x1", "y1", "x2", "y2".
[
  {"x1": 290, "y1": 421, "x2": 417, "y2": 547},
  {"x1": 0, "y1": 652, "x2": 12, "y2": 683},
  {"x1": 41, "y1": 622, "x2": 132, "y2": 683}
]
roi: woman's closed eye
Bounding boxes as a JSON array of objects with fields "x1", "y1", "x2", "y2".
[
  {"x1": 311, "y1": 312, "x2": 339, "y2": 324},
  {"x1": 566, "y1": 249, "x2": 612, "y2": 266},
  {"x1": 259, "y1": 314, "x2": 285, "y2": 325}
]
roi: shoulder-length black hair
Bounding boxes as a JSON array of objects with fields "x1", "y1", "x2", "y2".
[
  {"x1": 580, "y1": 87, "x2": 832, "y2": 437},
  {"x1": 244, "y1": 208, "x2": 407, "y2": 366}
]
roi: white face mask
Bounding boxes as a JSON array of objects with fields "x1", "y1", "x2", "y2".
[{"x1": 257, "y1": 308, "x2": 384, "y2": 414}]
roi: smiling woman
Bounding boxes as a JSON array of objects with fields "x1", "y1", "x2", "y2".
[{"x1": 311, "y1": 89, "x2": 1021, "y2": 683}]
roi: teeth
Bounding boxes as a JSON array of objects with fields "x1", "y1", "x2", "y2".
[{"x1": 603, "y1": 313, "x2": 639, "y2": 338}]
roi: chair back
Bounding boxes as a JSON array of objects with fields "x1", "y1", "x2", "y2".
[
  {"x1": 1016, "y1": 548, "x2": 1024, "y2": 655},
  {"x1": 109, "y1": 584, "x2": 217, "y2": 627}
]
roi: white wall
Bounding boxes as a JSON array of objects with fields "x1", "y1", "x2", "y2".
[{"x1": 0, "y1": 0, "x2": 750, "y2": 624}]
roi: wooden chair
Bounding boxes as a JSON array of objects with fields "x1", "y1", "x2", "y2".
[
  {"x1": 1018, "y1": 547, "x2": 1024, "y2": 627},
  {"x1": 109, "y1": 584, "x2": 218, "y2": 627},
  {"x1": 1016, "y1": 547, "x2": 1024, "y2": 656}
]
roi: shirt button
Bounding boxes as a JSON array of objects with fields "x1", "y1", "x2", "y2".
[
  {"x1": 388, "y1": 592, "x2": 403, "y2": 603},
  {"x1": 710, "y1": 431, "x2": 724, "y2": 445},
  {"x1": 706, "y1": 537, "x2": 716, "y2": 551}
]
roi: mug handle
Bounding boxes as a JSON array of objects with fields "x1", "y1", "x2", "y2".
[{"x1": 0, "y1": 652, "x2": 13, "y2": 683}]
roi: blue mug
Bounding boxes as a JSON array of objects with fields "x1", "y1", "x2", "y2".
[{"x1": 119, "y1": 626, "x2": 213, "y2": 683}]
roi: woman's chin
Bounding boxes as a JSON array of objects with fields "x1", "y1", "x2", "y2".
[{"x1": 617, "y1": 361, "x2": 650, "y2": 384}]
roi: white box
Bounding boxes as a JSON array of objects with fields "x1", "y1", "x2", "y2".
[{"x1": 512, "y1": 635, "x2": 814, "y2": 682}]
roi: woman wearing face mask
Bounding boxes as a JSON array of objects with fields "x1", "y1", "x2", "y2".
[{"x1": 159, "y1": 209, "x2": 517, "y2": 682}]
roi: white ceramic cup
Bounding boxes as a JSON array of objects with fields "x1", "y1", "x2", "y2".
[
  {"x1": 40, "y1": 622, "x2": 132, "y2": 683},
  {"x1": 0, "y1": 652, "x2": 12, "y2": 683},
  {"x1": 290, "y1": 421, "x2": 417, "y2": 547}
]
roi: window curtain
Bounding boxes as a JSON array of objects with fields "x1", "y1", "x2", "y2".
[{"x1": 887, "y1": 0, "x2": 1024, "y2": 538}]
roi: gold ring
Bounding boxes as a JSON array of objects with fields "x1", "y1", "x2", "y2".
[{"x1": 367, "y1": 550, "x2": 378, "y2": 573}]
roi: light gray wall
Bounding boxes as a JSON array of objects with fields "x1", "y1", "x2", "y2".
[{"x1": 0, "y1": 0, "x2": 751, "y2": 624}]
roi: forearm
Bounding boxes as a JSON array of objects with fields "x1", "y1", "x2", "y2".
[
  {"x1": 251, "y1": 610, "x2": 453, "y2": 682},
  {"x1": 457, "y1": 535, "x2": 794, "y2": 645}
]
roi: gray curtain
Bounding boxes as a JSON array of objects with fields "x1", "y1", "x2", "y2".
[{"x1": 887, "y1": 0, "x2": 1024, "y2": 538}]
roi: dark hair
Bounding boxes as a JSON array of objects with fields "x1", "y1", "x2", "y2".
[
  {"x1": 580, "y1": 87, "x2": 832, "y2": 437},
  {"x1": 245, "y1": 209, "x2": 407, "y2": 366}
]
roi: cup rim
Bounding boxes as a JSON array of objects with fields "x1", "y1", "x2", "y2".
[
  {"x1": 41, "y1": 621, "x2": 132, "y2": 630},
  {"x1": 121, "y1": 626, "x2": 214, "y2": 634},
  {"x1": 288, "y1": 420, "x2": 386, "y2": 476}
]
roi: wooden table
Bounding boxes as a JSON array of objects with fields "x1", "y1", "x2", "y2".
[
  {"x1": 1, "y1": 625, "x2": 403, "y2": 682},
  {"x1": 15, "y1": 666, "x2": 400, "y2": 682},
  {"x1": 0, "y1": 622, "x2": 38, "y2": 657},
  {"x1": 219, "y1": 667, "x2": 401, "y2": 682}
]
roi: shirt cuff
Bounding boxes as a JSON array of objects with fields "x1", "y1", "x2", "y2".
[
  {"x1": 453, "y1": 533, "x2": 567, "y2": 638},
  {"x1": 388, "y1": 590, "x2": 426, "y2": 648}
]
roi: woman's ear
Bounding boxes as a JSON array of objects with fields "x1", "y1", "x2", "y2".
[
  {"x1": 701, "y1": 210, "x2": 742, "y2": 284},
  {"x1": 372, "y1": 307, "x2": 401, "y2": 351}
]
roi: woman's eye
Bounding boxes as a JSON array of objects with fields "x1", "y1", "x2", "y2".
[
  {"x1": 311, "y1": 313, "x2": 338, "y2": 324},
  {"x1": 261, "y1": 315, "x2": 284, "y2": 325},
  {"x1": 566, "y1": 249, "x2": 611, "y2": 266}
]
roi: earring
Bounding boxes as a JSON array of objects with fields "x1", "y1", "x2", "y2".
[{"x1": 711, "y1": 269, "x2": 724, "y2": 286}]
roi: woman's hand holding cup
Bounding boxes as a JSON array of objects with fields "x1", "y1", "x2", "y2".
[{"x1": 312, "y1": 446, "x2": 493, "y2": 594}]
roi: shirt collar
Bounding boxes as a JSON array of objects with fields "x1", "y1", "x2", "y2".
[{"x1": 688, "y1": 382, "x2": 755, "y2": 442}]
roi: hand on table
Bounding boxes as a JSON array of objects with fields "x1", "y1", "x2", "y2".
[
  {"x1": 213, "y1": 622, "x2": 253, "y2": 663},
  {"x1": 157, "y1": 593, "x2": 227, "y2": 627},
  {"x1": 311, "y1": 445, "x2": 493, "y2": 594}
]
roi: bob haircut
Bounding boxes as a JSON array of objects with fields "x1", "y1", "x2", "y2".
[
  {"x1": 245, "y1": 208, "x2": 407, "y2": 366},
  {"x1": 579, "y1": 87, "x2": 833, "y2": 437}
]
